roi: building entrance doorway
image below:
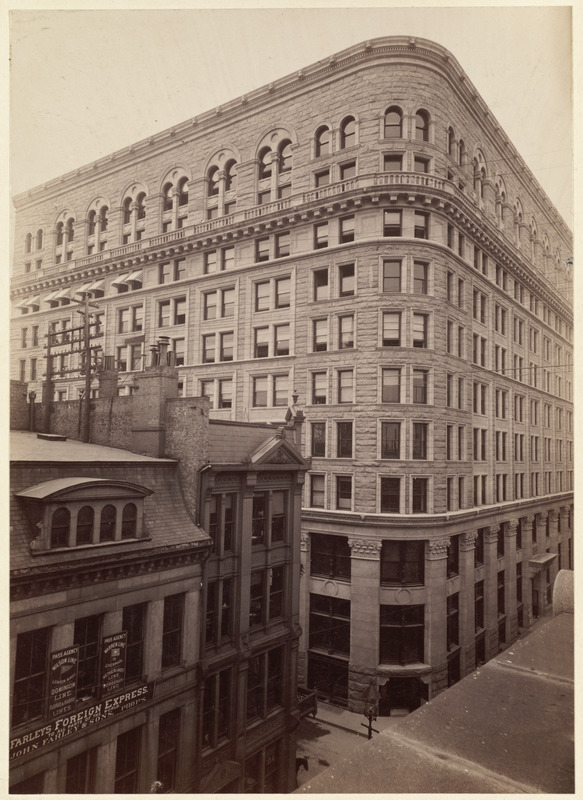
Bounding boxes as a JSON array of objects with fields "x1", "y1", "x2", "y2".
[{"x1": 378, "y1": 677, "x2": 427, "y2": 715}]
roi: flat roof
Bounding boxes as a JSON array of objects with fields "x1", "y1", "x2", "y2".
[{"x1": 10, "y1": 430, "x2": 176, "y2": 463}]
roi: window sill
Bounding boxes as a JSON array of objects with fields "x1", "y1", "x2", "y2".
[{"x1": 33, "y1": 536, "x2": 152, "y2": 556}]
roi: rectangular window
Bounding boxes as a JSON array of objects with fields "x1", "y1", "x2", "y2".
[
  {"x1": 66, "y1": 748, "x2": 97, "y2": 793},
  {"x1": 314, "y1": 169, "x2": 330, "y2": 187},
  {"x1": 253, "y1": 376, "x2": 268, "y2": 407},
  {"x1": 310, "y1": 474, "x2": 325, "y2": 507},
  {"x1": 382, "y1": 367, "x2": 400, "y2": 403},
  {"x1": 274, "y1": 232, "x2": 290, "y2": 258},
  {"x1": 12, "y1": 627, "x2": 50, "y2": 727},
  {"x1": 312, "y1": 318, "x2": 328, "y2": 352},
  {"x1": 414, "y1": 155, "x2": 429, "y2": 173},
  {"x1": 413, "y1": 261, "x2": 428, "y2": 294},
  {"x1": 382, "y1": 312, "x2": 401, "y2": 346},
  {"x1": 221, "y1": 288, "x2": 235, "y2": 318},
  {"x1": 384, "y1": 154, "x2": 403, "y2": 171},
  {"x1": 337, "y1": 421, "x2": 353, "y2": 458},
  {"x1": 246, "y1": 647, "x2": 284, "y2": 721},
  {"x1": 413, "y1": 314, "x2": 428, "y2": 348},
  {"x1": 254, "y1": 326, "x2": 269, "y2": 358},
  {"x1": 161, "y1": 594, "x2": 184, "y2": 670},
  {"x1": 255, "y1": 237, "x2": 270, "y2": 263},
  {"x1": 380, "y1": 477, "x2": 400, "y2": 513},
  {"x1": 74, "y1": 615, "x2": 101, "y2": 700},
  {"x1": 202, "y1": 669, "x2": 231, "y2": 749},
  {"x1": 337, "y1": 369, "x2": 353, "y2": 403},
  {"x1": 273, "y1": 374, "x2": 288, "y2": 407},
  {"x1": 313, "y1": 268, "x2": 329, "y2": 301},
  {"x1": 412, "y1": 423, "x2": 428, "y2": 459},
  {"x1": 382, "y1": 260, "x2": 401, "y2": 292},
  {"x1": 380, "y1": 605, "x2": 424, "y2": 665},
  {"x1": 381, "y1": 421, "x2": 400, "y2": 459},
  {"x1": 312, "y1": 372, "x2": 327, "y2": 404},
  {"x1": 202, "y1": 334, "x2": 215, "y2": 363},
  {"x1": 447, "y1": 225, "x2": 455, "y2": 249},
  {"x1": 158, "y1": 300, "x2": 171, "y2": 327},
  {"x1": 274, "y1": 324, "x2": 290, "y2": 356},
  {"x1": 114, "y1": 727, "x2": 142, "y2": 793},
  {"x1": 219, "y1": 331, "x2": 233, "y2": 362},
  {"x1": 174, "y1": 297, "x2": 186, "y2": 325},
  {"x1": 310, "y1": 536, "x2": 351, "y2": 580},
  {"x1": 458, "y1": 233, "x2": 465, "y2": 258},
  {"x1": 383, "y1": 210, "x2": 401, "y2": 237},
  {"x1": 413, "y1": 369, "x2": 428, "y2": 404},
  {"x1": 311, "y1": 422, "x2": 326, "y2": 457},
  {"x1": 380, "y1": 541, "x2": 424, "y2": 585},
  {"x1": 412, "y1": 478, "x2": 428, "y2": 513},
  {"x1": 204, "y1": 291, "x2": 217, "y2": 320},
  {"x1": 338, "y1": 263, "x2": 355, "y2": 296},
  {"x1": 314, "y1": 222, "x2": 329, "y2": 249},
  {"x1": 204, "y1": 251, "x2": 217, "y2": 274},
  {"x1": 338, "y1": 314, "x2": 354, "y2": 349},
  {"x1": 157, "y1": 709, "x2": 180, "y2": 792},
  {"x1": 336, "y1": 475, "x2": 352, "y2": 510},
  {"x1": 414, "y1": 211, "x2": 429, "y2": 239},
  {"x1": 123, "y1": 603, "x2": 145, "y2": 684},
  {"x1": 309, "y1": 595, "x2": 351, "y2": 655},
  {"x1": 340, "y1": 160, "x2": 356, "y2": 180},
  {"x1": 275, "y1": 276, "x2": 290, "y2": 308},
  {"x1": 339, "y1": 215, "x2": 355, "y2": 243}
]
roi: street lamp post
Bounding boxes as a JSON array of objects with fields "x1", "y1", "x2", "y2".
[{"x1": 361, "y1": 680, "x2": 380, "y2": 740}]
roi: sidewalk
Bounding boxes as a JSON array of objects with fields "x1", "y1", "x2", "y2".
[{"x1": 313, "y1": 700, "x2": 401, "y2": 737}]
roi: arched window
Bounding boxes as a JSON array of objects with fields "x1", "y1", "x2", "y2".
[
  {"x1": 224, "y1": 160, "x2": 238, "y2": 190},
  {"x1": 340, "y1": 117, "x2": 356, "y2": 149},
  {"x1": 76, "y1": 505, "x2": 94, "y2": 545},
  {"x1": 447, "y1": 127, "x2": 455, "y2": 156},
  {"x1": 36, "y1": 230, "x2": 43, "y2": 250},
  {"x1": 177, "y1": 177, "x2": 189, "y2": 206},
  {"x1": 88, "y1": 210, "x2": 96, "y2": 235},
  {"x1": 258, "y1": 147, "x2": 272, "y2": 180},
  {"x1": 315, "y1": 126, "x2": 330, "y2": 157},
  {"x1": 458, "y1": 140, "x2": 465, "y2": 166},
  {"x1": 163, "y1": 182, "x2": 173, "y2": 212},
  {"x1": 479, "y1": 167, "x2": 486, "y2": 199},
  {"x1": 415, "y1": 110, "x2": 429, "y2": 142},
  {"x1": 66, "y1": 218, "x2": 75, "y2": 242},
  {"x1": 50, "y1": 507, "x2": 70, "y2": 548},
  {"x1": 121, "y1": 503, "x2": 138, "y2": 539},
  {"x1": 384, "y1": 107, "x2": 403, "y2": 138},
  {"x1": 278, "y1": 141, "x2": 292, "y2": 173},
  {"x1": 56, "y1": 222, "x2": 64, "y2": 246},
  {"x1": 137, "y1": 193, "x2": 146, "y2": 220},
  {"x1": 25, "y1": 233, "x2": 32, "y2": 253},
  {"x1": 100, "y1": 504, "x2": 116, "y2": 542},
  {"x1": 207, "y1": 166, "x2": 220, "y2": 197},
  {"x1": 123, "y1": 197, "x2": 132, "y2": 224},
  {"x1": 99, "y1": 206, "x2": 109, "y2": 232}
]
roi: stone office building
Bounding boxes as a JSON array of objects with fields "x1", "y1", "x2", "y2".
[{"x1": 11, "y1": 36, "x2": 573, "y2": 716}]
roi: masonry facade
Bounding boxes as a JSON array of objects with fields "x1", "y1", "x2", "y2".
[{"x1": 11, "y1": 36, "x2": 573, "y2": 715}]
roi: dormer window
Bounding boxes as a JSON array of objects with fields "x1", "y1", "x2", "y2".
[{"x1": 17, "y1": 478, "x2": 152, "y2": 553}]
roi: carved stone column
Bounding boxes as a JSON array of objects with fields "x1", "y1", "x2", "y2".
[
  {"x1": 347, "y1": 538, "x2": 382, "y2": 709},
  {"x1": 521, "y1": 514, "x2": 535, "y2": 625},
  {"x1": 425, "y1": 537, "x2": 449, "y2": 693},
  {"x1": 459, "y1": 531, "x2": 477, "y2": 673},
  {"x1": 504, "y1": 520, "x2": 518, "y2": 643}
]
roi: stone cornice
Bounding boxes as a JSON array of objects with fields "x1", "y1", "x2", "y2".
[
  {"x1": 12, "y1": 36, "x2": 571, "y2": 242},
  {"x1": 10, "y1": 542, "x2": 208, "y2": 601}
]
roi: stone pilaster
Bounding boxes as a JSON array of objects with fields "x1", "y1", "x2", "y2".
[
  {"x1": 483, "y1": 524, "x2": 500, "y2": 659},
  {"x1": 347, "y1": 538, "x2": 381, "y2": 705},
  {"x1": 504, "y1": 521, "x2": 518, "y2": 644},
  {"x1": 459, "y1": 531, "x2": 477, "y2": 673},
  {"x1": 425, "y1": 537, "x2": 449, "y2": 693}
]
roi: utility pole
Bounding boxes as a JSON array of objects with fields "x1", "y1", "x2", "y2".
[{"x1": 77, "y1": 293, "x2": 101, "y2": 443}]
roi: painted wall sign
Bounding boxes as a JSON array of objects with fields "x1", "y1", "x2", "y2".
[
  {"x1": 48, "y1": 646, "x2": 79, "y2": 719},
  {"x1": 10, "y1": 683, "x2": 153, "y2": 761},
  {"x1": 101, "y1": 632, "x2": 127, "y2": 697}
]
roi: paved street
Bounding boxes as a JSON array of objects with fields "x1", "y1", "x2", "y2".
[{"x1": 294, "y1": 702, "x2": 400, "y2": 790}]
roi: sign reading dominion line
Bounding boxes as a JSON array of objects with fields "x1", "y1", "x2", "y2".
[{"x1": 10, "y1": 683, "x2": 153, "y2": 761}]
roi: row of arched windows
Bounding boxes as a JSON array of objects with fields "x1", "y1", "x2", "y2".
[
  {"x1": 50, "y1": 502, "x2": 138, "y2": 548},
  {"x1": 24, "y1": 230, "x2": 43, "y2": 253}
]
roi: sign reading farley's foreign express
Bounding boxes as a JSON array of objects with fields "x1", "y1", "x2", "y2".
[{"x1": 10, "y1": 684, "x2": 153, "y2": 761}]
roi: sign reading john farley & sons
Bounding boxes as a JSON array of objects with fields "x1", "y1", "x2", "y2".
[{"x1": 10, "y1": 684, "x2": 153, "y2": 761}]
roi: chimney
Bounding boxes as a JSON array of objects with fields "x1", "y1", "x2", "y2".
[{"x1": 131, "y1": 339, "x2": 179, "y2": 456}]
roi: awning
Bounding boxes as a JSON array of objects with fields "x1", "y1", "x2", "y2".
[
  {"x1": 75, "y1": 283, "x2": 93, "y2": 295},
  {"x1": 125, "y1": 270, "x2": 143, "y2": 283},
  {"x1": 44, "y1": 290, "x2": 59, "y2": 302},
  {"x1": 88, "y1": 279, "x2": 104, "y2": 291},
  {"x1": 111, "y1": 273, "x2": 129, "y2": 286},
  {"x1": 15, "y1": 298, "x2": 29, "y2": 308},
  {"x1": 27, "y1": 296, "x2": 40, "y2": 307},
  {"x1": 55, "y1": 287, "x2": 72, "y2": 299},
  {"x1": 529, "y1": 553, "x2": 557, "y2": 571}
]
